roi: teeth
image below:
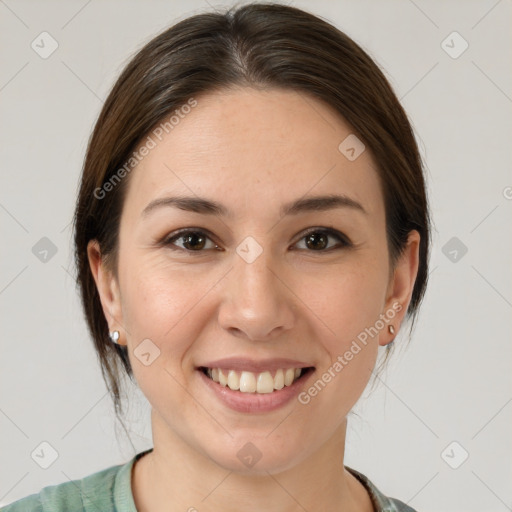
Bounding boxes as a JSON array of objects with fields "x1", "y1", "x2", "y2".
[
  {"x1": 227, "y1": 370, "x2": 240, "y2": 390},
  {"x1": 218, "y1": 369, "x2": 228, "y2": 387},
  {"x1": 274, "y1": 369, "x2": 284, "y2": 390},
  {"x1": 240, "y1": 371, "x2": 257, "y2": 392},
  {"x1": 205, "y1": 367, "x2": 306, "y2": 393},
  {"x1": 256, "y1": 371, "x2": 274, "y2": 394}
]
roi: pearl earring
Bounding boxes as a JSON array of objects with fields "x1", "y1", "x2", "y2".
[
  {"x1": 109, "y1": 330, "x2": 120, "y2": 344},
  {"x1": 388, "y1": 325, "x2": 395, "y2": 335}
]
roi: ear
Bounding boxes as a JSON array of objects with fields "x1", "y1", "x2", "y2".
[
  {"x1": 87, "y1": 240, "x2": 126, "y2": 345},
  {"x1": 380, "y1": 230, "x2": 421, "y2": 346}
]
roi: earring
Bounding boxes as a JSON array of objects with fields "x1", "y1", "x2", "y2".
[
  {"x1": 109, "y1": 330, "x2": 120, "y2": 344},
  {"x1": 388, "y1": 325, "x2": 395, "y2": 335}
]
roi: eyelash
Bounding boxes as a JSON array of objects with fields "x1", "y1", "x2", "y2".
[{"x1": 161, "y1": 227, "x2": 352, "y2": 253}]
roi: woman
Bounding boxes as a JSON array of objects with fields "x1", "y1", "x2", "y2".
[{"x1": 2, "y1": 3, "x2": 430, "y2": 511}]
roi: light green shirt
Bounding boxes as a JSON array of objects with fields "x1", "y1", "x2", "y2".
[{"x1": 1, "y1": 448, "x2": 418, "y2": 511}]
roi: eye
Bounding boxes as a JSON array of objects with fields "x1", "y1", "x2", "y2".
[
  {"x1": 164, "y1": 229, "x2": 220, "y2": 251},
  {"x1": 162, "y1": 227, "x2": 351, "y2": 253},
  {"x1": 293, "y1": 228, "x2": 351, "y2": 251}
]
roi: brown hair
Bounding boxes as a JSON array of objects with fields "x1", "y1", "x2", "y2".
[{"x1": 74, "y1": 2, "x2": 431, "y2": 421}]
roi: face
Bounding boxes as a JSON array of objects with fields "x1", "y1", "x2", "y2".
[{"x1": 90, "y1": 87, "x2": 419, "y2": 474}]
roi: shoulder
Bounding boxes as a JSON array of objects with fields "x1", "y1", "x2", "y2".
[
  {"x1": 0, "y1": 461, "x2": 124, "y2": 512},
  {"x1": 345, "y1": 466, "x2": 419, "y2": 512}
]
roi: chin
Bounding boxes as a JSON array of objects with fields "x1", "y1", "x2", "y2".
[{"x1": 201, "y1": 433, "x2": 309, "y2": 476}]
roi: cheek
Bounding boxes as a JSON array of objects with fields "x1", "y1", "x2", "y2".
[
  {"x1": 119, "y1": 246, "x2": 388, "y2": 362},
  {"x1": 302, "y1": 261, "x2": 387, "y2": 403},
  {"x1": 116, "y1": 256, "x2": 205, "y2": 393},
  {"x1": 117, "y1": 252, "x2": 234, "y2": 387},
  {"x1": 309, "y1": 260, "x2": 388, "y2": 345},
  {"x1": 118, "y1": 258, "x2": 207, "y2": 412},
  {"x1": 120, "y1": 252, "x2": 207, "y2": 337}
]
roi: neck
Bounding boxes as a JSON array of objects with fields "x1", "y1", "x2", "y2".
[{"x1": 132, "y1": 409, "x2": 373, "y2": 512}]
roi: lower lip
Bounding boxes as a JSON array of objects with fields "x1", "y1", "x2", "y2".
[{"x1": 197, "y1": 368, "x2": 314, "y2": 413}]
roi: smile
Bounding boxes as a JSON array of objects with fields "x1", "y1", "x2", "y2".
[
  {"x1": 196, "y1": 360, "x2": 315, "y2": 413},
  {"x1": 200, "y1": 367, "x2": 311, "y2": 393}
]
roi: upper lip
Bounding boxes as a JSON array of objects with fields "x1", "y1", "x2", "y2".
[{"x1": 198, "y1": 357, "x2": 314, "y2": 373}]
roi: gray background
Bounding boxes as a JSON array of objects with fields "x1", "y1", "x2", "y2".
[{"x1": 1, "y1": 0, "x2": 511, "y2": 510}]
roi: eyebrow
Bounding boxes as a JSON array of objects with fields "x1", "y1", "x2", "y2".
[{"x1": 141, "y1": 193, "x2": 367, "y2": 218}]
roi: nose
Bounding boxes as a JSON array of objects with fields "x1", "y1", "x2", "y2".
[{"x1": 217, "y1": 247, "x2": 296, "y2": 342}]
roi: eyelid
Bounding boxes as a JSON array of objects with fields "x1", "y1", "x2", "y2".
[
  {"x1": 162, "y1": 228, "x2": 221, "y2": 250},
  {"x1": 291, "y1": 227, "x2": 352, "y2": 250},
  {"x1": 161, "y1": 226, "x2": 352, "y2": 252}
]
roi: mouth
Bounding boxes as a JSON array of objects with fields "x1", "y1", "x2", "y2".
[
  {"x1": 195, "y1": 357, "x2": 316, "y2": 413},
  {"x1": 197, "y1": 364, "x2": 315, "y2": 413},
  {"x1": 198, "y1": 366, "x2": 315, "y2": 394}
]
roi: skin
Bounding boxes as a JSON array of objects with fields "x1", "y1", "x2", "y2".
[{"x1": 88, "y1": 87, "x2": 420, "y2": 512}]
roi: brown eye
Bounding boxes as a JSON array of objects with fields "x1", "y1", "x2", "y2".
[
  {"x1": 165, "y1": 230, "x2": 218, "y2": 251},
  {"x1": 305, "y1": 232, "x2": 328, "y2": 250},
  {"x1": 294, "y1": 228, "x2": 351, "y2": 252},
  {"x1": 182, "y1": 232, "x2": 207, "y2": 250}
]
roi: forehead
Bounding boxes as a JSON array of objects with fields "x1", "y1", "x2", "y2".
[{"x1": 123, "y1": 87, "x2": 384, "y2": 220}]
